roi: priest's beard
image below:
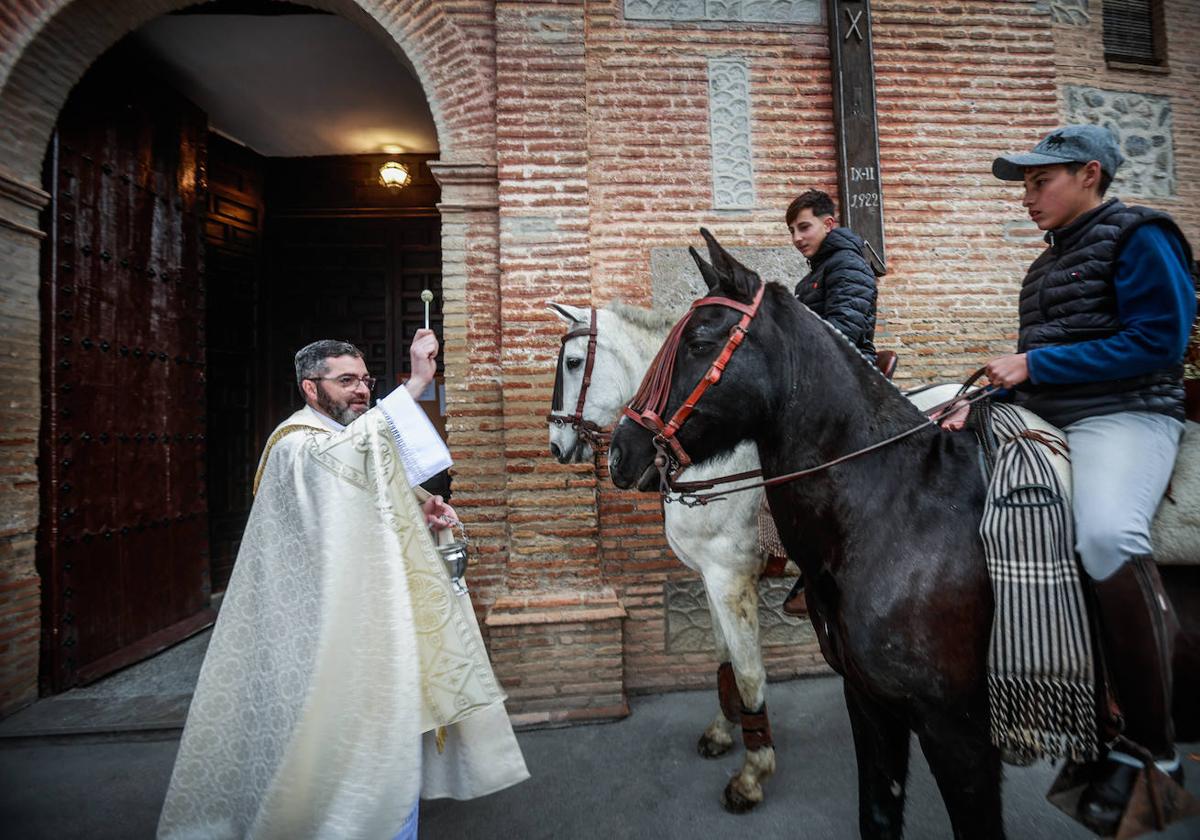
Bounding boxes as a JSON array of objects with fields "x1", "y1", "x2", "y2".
[{"x1": 315, "y1": 383, "x2": 369, "y2": 426}]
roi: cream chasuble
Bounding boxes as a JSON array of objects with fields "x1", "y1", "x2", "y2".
[{"x1": 158, "y1": 393, "x2": 528, "y2": 840}]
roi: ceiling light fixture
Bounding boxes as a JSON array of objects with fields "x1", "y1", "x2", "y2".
[{"x1": 378, "y1": 160, "x2": 411, "y2": 190}]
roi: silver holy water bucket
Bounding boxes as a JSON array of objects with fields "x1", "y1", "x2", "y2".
[{"x1": 437, "y1": 521, "x2": 469, "y2": 593}]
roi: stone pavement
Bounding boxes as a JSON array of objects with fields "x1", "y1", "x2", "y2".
[{"x1": 2, "y1": 671, "x2": 1198, "y2": 839}]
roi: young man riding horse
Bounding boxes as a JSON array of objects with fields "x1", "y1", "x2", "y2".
[
  {"x1": 949, "y1": 124, "x2": 1197, "y2": 835},
  {"x1": 784, "y1": 189, "x2": 881, "y2": 617},
  {"x1": 786, "y1": 189, "x2": 879, "y2": 365}
]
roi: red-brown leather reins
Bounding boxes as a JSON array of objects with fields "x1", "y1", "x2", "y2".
[{"x1": 547, "y1": 309, "x2": 611, "y2": 451}]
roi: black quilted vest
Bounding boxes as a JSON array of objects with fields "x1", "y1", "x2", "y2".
[
  {"x1": 1015, "y1": 199, "x2": 1193, "y2": 428},
  {"x1": 794, "y1": 227, "x2": 878, "y2": 362}
]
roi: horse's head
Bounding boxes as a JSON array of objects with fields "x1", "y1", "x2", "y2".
[
  {"x1": 609, "y1": 229, "x2": 777, "y2": 491},
  {"x1": 546, "y1": 303, "x2": 633, "y2": 463}
]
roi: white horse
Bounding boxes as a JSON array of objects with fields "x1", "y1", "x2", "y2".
[{"x1": 548, "y1": 301, "x2": 780, "y2": 813}]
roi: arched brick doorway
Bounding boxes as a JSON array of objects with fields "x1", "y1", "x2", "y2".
[{"x1": 0, "y1": 0, "x2": 502, "y2": 713}]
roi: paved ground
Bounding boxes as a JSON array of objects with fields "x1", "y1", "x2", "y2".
[{"x1": 3, "y1": 674, "x2": 1198, "y2": 839}]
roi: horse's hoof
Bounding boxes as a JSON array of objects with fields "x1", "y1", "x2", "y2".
[
  {"x1": 720, "y1": 779, "x2": 761, "y2": 814},
  {"x1": 697, "y1": 734, "x2": 733, "y2": 758}
]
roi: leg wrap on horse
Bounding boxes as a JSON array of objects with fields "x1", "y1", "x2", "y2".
[
  {"x1": 740, "y1": 704, "x2": 774, "y2": 751},
  {"x1": 717, "y1": 662, "x2": 741, "y2": 724}
]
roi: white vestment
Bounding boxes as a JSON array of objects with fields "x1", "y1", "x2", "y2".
[{"x1": 158, "y1": 390, "x2": 528, "y2": 840}]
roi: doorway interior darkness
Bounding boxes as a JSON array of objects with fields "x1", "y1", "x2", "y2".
[{"x1": 38, "y1": 35, "x2": 442, "y2": 694}]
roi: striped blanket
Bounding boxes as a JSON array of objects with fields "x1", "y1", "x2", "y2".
[{"x1": 978, "y1": 402, "x2": 1098, "y2": 764}]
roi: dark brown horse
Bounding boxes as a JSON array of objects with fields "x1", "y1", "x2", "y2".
[{"x1": 607, "y1": 231, "x2": 1199, "y2": 839}]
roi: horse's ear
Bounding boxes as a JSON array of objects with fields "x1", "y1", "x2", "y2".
[
  {"x1": 548, "y1": 303, "x2": 588, "y2": 324},
  {"x1": 689, "y1": 246, "x2": 722, "y2": 293},
  {"x1": 699, "y1": 228, "x2": 761, "y2": 302}
]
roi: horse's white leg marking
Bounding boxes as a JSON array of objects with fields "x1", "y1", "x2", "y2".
[
  {"x1": 703, "y1": 565, "x2": 776, "y2": 812},
  {"x1": 697, "y1": 597, "x2": 737, "y2": 758}
]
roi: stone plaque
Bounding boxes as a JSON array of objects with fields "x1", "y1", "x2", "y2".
[
  {"x1": 665, "y1": 577, "x2": 817, "y2": 653},
  {"x1": 650, "y1": 246, "x2": 805, "y2": 313},
  {"x1": 827, "y1": 0, "x2": 886, "y2": 273},
  {"x1": 625, "y1": 0, "x2": 821, "y2": 24},
  {"x1": 708, "y1": 57, "x2": 756, "y2": 210},
  {"x1": 1064, "y1": 86, "x2": 1175, "y2": 199},
  {"x1": 1045, "y1": 0, "x2": 1090, "y2": 25}
]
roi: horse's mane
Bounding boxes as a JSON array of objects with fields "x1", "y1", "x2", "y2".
[
  {"x1": 604, "y1": 300, "x2": 677, "y2": 333},
  {"x1": 760, "y1": 280, "x2": 911, "y2": 401}
]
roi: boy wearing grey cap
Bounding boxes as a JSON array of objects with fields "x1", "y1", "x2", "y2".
[{"x1": 949, "y1": 124, "x2": 1196, "y2": 833}]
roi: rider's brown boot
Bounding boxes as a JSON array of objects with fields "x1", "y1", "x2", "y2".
[
  {"x1": 782, "y1": 576, "x2": 808, "y2": 617},
  {"x1": 1078, "y1": 554, "x2": 1180, "y2": 835}
]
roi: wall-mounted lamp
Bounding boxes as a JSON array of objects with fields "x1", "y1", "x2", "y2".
[{"x1": 378, "y1": 160, "x2": 411, "y2": 190}]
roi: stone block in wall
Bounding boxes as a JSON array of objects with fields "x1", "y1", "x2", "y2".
[
  {"x1": 1064, "y1": 85, "x2": 1176, "y2": 198},
  {"x1": 624, "y1": 0, "x2": 820, "y2": 25},
  {"x1": 650, "y1": 246, "x2": 805, "y2": 314},
  {"x1": 664, "y1": 577, "x2": 816, "y2": 653}
]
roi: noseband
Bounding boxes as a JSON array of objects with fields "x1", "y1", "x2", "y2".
[
  {"x1": 547, "y1": 309, "x2": 610, "y2": 451},
  {"x1": 622, "y1": 285, "x2": 765, "y2": 484}
]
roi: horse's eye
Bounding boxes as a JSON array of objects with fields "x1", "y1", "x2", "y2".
[
  {"x1": 686, "y1": 341, "x2": 713, "y2": 356},
  {"x1": 566, "y1": 357, "x2": 583, "y2": 371}
]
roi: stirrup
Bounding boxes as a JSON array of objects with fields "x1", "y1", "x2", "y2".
[{"x1": 1047, "y1": 740, "x2": 1200, "y2": 839}]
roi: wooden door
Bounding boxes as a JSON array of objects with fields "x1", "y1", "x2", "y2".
[
  {"x1": 264, "y1": 215, "x2": 443, "y2": 430},
  {"x1": 204, "y1": 135, "x2": 265, "y2": 592},
  {"x1": 38, "y1": 54, "x2": 214, "y2": 692}
]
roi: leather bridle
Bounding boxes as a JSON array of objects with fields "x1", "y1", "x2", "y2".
[
  {"x1": 547, "y1": 309, "x2": 611, "y2": 452},
  {"x1": 622, "y1": 285, "x2": 765, "y2": 485},
  {"x1": 620, "y1": 284, "x2": 999, "y2": 506}
]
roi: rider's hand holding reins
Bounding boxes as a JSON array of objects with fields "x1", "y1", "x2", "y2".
[{"x1": 939, "y1": 353, "x2": 1029, "y2": 432}]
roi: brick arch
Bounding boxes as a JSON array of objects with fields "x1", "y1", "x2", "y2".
[
  {"x1": 0, "y1": 0, "x2": 502, "y2": 717},
  {"x1": 0, "y1": 0, "x2": 496, "y2": 183}
]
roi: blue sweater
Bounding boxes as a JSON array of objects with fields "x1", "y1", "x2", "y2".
[{"x1": 1026, "y1": 223, "x2": 1197, "y2": 386}]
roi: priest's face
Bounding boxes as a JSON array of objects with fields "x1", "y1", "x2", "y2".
[{"x1": 312, "y1": 355, "x2": 372, "y2": 425}]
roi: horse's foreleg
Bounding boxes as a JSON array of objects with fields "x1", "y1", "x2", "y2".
[
  {"x1": 698, "y1": 611, "x2": 738, "y2": 759},
  {"x1": 844, "y1": 681, "x2": 911, "y2": 840},
  {"x1": 705, "y1": 569, "x2": 775, "y2": 814},
  {"x1": 916, "y1": 709, "x2": 1003, "y2": 840}
]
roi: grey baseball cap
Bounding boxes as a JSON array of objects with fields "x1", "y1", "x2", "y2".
[{"x1": 992, "y1": 124, "x2": 1125, "y2": 181}]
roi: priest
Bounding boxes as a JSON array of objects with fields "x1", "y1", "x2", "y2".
[{"x1": 158, "y1": 330, "x2": 528, "y2": 840}]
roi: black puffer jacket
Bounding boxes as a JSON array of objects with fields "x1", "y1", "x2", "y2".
[
  {"x1": 794, "y1": 227, "x2": 878, "y2": 362},
  {"x1": 1015, "y1": 199, "x2": 1191, "y2": 428}
]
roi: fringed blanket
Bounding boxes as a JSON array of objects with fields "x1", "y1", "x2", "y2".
[{"x1": 978, "y1": 402, "x2": 1098, "y2": 764}]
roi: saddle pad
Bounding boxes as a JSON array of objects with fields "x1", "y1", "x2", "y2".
[{"x1": 980, "y1": 402, "x2": 1098, "y2": 764}]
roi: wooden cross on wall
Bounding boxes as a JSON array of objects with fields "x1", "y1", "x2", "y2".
[{"x1": 828, "y1": 0, "x2": 886, "y2": 275}]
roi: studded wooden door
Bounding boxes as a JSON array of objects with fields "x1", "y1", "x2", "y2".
[
  {"x1": 263, "y1": 215, "x2": 443, "y2": 429},
  {"x1": 38, "y1": 57, "x2": 215, "y2": 693}
]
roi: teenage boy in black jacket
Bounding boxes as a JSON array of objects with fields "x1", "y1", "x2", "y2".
[
  {"x1": 947, "y1": 125, "x2": 1196, "y2": 834},
  {"x1": 786, "y1": 189, "x2": 878, "y2": 363}
]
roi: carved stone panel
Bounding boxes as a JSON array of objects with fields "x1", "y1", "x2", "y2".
[
  {"x1": 708, "y1": 57, "x2": 755, "y2": 210},
  {"x1": 1064, "y1": 85, "x2": 1175, "y2": 198},
  {"x1": 625, "y1": 0, "x2": 821, "y2": 24},
  {"x1": 1037, "y1": 0, "x2": 1090, "y2": 25},
  {"x1": 651, "y1": 246, "x2": 804, "y2": 313},
  {"x1": 666, "y1": 578, "x2": 817, "y2": 652}
]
